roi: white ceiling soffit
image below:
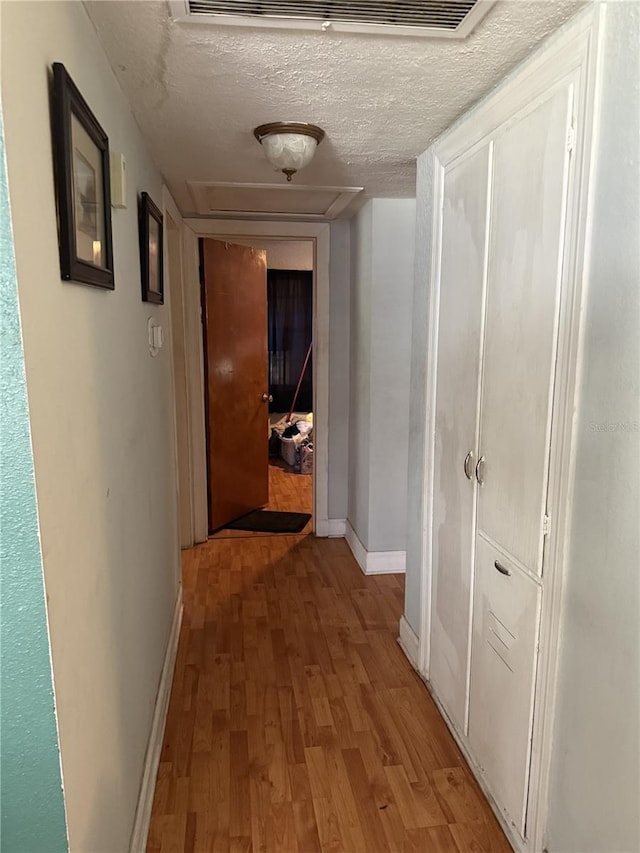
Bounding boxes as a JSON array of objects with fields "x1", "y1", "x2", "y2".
[
  {"x1": 168, "y1": 0, "x2": 495, "y2": 39},
  {"x1": 188, "y1": 181, "x2": 364, "y2": 219}
]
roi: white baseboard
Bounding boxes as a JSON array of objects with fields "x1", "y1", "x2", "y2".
[
  {"x1": 315, "y1": 518, "x2": 347, "y2": 539},
  {"x1": 345, "y1": 521, "x2": 406, "y2": 575},
  {"x1": 129, "y1": 588, "x2": 183, "y2": 853},
  {"x1": 315, "y1": 518, "x2": 347, "y2": 538},
  {"x1": 327, "y1": 518, "x2": 347, "y2": 537},
  {"x1": 398, "y1": 615, "x2": 420, "y2": 669},
  {"x1": 366, "y1": 549, "x2": 406, "y2": 574},
  {"x1": 345, "y1": 520, "x2": 368, "y2": 570},
  {"x1": 418, "y1": 672, "x2": 525, "y2": 853}
]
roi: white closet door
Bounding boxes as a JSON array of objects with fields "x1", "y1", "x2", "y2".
[
  {"x1": 430, "y1": 145, "x2": 491, "y2": 733},
  {"x1": 468, "y1": 536, "x2": 542, "y2": 834},
  {"x1": 477, "y1": 86, "x2": 573, "y2": 574}
]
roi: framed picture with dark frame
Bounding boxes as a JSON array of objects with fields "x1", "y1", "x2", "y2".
[
  {"x1": 139, "y1": 192, "x2": 164, "y2": 304},
  {"x1": 51, "y1": 62, "x2": 114, "y2": 289}
]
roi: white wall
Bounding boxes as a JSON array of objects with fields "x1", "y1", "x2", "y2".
[
  {"x1": 328, "y1": 220, "x2": 351, "y2": 520},
  {"x1": 404, "y1": 151, "x2": 434, "y2": 629},
  {"x1": 349, "y1": 202, "x2": 374, "y2": 544},
  {"x1": 1, "y1": 3, "x2": 181, "y2": 851},
  {"x1": 348, "y1": 199, "x2": 415, "y2": 553},
  {"x1": 546, "y1": 4, "x2": 640, "y2": 850},
  {"x1": 265, "y1": 240, "x2": 313, "y2": 270},
  {"x1": 368, "y1": 200, "x2": 415, "y2": 552},
  {"x1": 231, "y1": 238, "x2": 314, "y2": 270}
]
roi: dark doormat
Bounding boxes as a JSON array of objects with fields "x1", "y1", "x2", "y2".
[{"x1": 224, "y1": 510, "x2": 311, "y2": 534}]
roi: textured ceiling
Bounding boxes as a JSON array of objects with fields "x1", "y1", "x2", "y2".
[{"x1": 85, "y1": 0, "x2": 584, "y2": 216}]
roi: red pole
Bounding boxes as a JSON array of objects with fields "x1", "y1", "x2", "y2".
[{"x1": 288, "y1": 342, "x2": 313, "y2": 423}]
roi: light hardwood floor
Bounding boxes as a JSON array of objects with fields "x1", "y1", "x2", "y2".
[
  {"x1": 147, "y1": 466, "x2": 511, "y2": 852},
  {"x1": 211, "y1": 459, "x2": 313, "y2": 539}
]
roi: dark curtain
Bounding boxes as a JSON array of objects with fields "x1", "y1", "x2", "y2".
[{"x1": 267, "y1": 269, "x2": 313, "y2": 413}]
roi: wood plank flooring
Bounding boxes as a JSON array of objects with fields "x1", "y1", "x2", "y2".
[
  {"x1": 211, "y1": 459, "x2": 312, "y2": 540},
  {"x1": 148, "y1": 468, "x2": 511, "y2": 852}
]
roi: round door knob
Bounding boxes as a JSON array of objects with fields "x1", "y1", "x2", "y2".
[{"x1": 261, "y1": 393, "x2": 273, "y2": 403}]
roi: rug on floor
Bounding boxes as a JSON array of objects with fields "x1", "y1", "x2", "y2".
[{"x1": 223, "y1": 510, "x2": 311, "y2": 534}]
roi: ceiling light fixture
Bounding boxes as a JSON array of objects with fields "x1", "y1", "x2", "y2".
[{"x1": 253, "y1": 122, "x2": 325, "y2": 182}]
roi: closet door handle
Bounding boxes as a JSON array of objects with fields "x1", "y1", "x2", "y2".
[
  {"x1": 463, "y1": 450, "x2": 475, "y2": 480},
  {"x1": 494, "y1": 560, "x2": 512, "y2": 577},
  {"x1": 475, "y1": 455, "x2": 485, "y2": 486}
]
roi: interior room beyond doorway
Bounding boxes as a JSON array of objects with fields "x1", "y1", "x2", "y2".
[{"x1": 207, "y1": 238, "x2": 315, "y2": 539}]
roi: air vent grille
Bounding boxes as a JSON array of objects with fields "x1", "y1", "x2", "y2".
[{"x1": 179, "y1": 0, "x2": 490, "y2": 37}]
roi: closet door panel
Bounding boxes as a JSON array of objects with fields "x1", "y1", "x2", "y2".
[
  {"x1": 468, "y1": 536, "x2": 542, "y2": 833},
  {"x1": 430, "y1": 145, "x2": 491, "y2": 733},
  {"x1": 477, "y1": 87, "x2": 572, "y2": 573}
]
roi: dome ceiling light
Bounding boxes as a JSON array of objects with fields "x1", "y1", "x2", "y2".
[{"x1": 253, "y1": 122, "x2": 325, "y2": 182}]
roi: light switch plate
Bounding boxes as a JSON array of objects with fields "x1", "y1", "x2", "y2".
[{"x1": 152, "y1": 325, "x2": 164, "y2": 349}]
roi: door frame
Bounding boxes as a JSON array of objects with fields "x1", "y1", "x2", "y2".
[
  {"x1": 163, "y1": 188, "x2": 209, "y2": 546},
  {"x1": 181, "y1": 218, "x2": 330, "y2": 537},
  {"x1": 413, "y1": 7, "x2": 605, "y2": 852}
]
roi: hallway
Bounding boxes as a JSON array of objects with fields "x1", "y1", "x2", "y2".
[{"x1": 147, "y1": 530, "x2": 510, "y2": 852}]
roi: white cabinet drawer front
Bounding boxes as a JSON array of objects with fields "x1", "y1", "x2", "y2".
[{"x1": 469, "y1": 536, "x2": 542, "y2": 836}]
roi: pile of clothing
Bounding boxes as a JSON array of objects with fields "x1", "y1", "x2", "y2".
[{"x1": 269, "y1": 412, "x2": 313, "y2": 474}]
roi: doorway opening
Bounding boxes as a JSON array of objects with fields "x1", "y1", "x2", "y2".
[
  {"x1": 162, "y1": 213, "x2": 330, "y2": 546},
  {"x1": 200, "y1": 237, "x2": 316, "y2": 538}
]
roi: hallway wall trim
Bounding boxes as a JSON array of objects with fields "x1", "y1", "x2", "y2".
[
  {"x1": 163, "y1": 189, "x2": 208, "y2": 548},
  {"x1": 183, "y1": 219, "x2": 331, "y2": 536},
  {"x1": 325, "y1": 518, "x2": 347, "y2": 537},
  {"x1": 129, "y1": 590, "x2": 183, "y2": 853},
  {"x1": 345, "y1": 521, "x2": 407, "y2": 575},
  {"x1": 398, "y1": 616, "x2": 419, "y2": 669}
]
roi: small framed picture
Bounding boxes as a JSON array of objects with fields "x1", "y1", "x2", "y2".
[
  {"x1": 139, "y1": 192, "x2": 164, "y2": 304},
  {"x1": 51, "y1": 62, "x2": 114, "y2": 289}
]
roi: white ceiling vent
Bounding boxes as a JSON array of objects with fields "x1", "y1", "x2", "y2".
[{"x1": 169, "y1": 0, "x2": 495, "y2": 39}]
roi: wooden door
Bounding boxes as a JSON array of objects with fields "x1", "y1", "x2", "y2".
[
  {"x1": 201, "y1": 239, "x2": 269, "y2": 531},
  {"x1": 430, "y1": 144, "x2": 492, "y2": 735}
]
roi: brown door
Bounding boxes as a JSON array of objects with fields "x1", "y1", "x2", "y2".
[{"x1": 201, "y1": 239, "x2": 269, "y2": 531}]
